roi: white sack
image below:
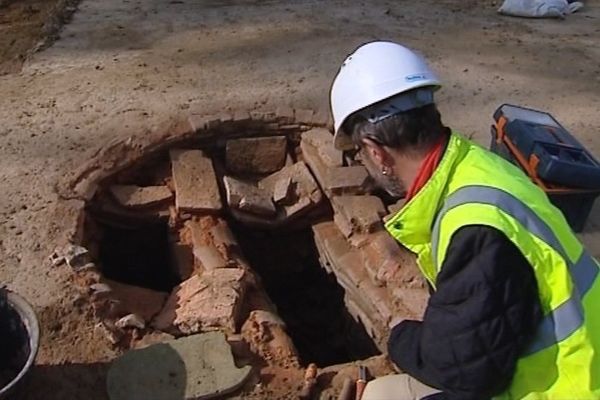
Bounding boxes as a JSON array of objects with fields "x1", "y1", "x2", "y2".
[{"x1": 498, "y1": 0, "x2": 584, "y2": 18}]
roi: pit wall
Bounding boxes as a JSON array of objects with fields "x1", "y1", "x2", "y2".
[{"x1": 56, "y1": 107, "x2": 428, "y2": 356}]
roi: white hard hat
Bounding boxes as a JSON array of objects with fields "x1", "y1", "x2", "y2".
[{"x1": 330, "y1": 41, "x2": 442, "y2": 150}]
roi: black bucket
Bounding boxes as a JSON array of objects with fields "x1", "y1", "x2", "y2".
[{"x1": 0, "y1": 289, "x2": 40, "y2": 399}]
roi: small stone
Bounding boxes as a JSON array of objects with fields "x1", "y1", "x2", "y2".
[
  {"x1": 170, "y1": 149, "x2": 222, "y2": 212},
  {"x1": 63, "y1": 244, "x2": 91, "y2": 270},
  {"x1": 49, "y1": 250, "x2": 65, "y2": 267},
  {"x1": 109, "y1": 185, "x2": 173, "y2": 209},
  {"x1": 225, "y1": 136, "x2": 288, "y2": 175},
  {"x1": 152, "y1": 269, "x2": 247, "y2": 334},
  {"x1": 116, "y1": 313, "x2": 146, "y2": 330},
  {"x1": 90, "y1": 283, "x2": 112, "y2": 294}
]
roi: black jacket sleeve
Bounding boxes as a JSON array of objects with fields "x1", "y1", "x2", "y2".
[{"x1": 387, "y1": 225, "x2": 543, "y2": 400}]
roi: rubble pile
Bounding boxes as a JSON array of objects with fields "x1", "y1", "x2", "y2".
[{"x1": 68, "y1": 109, "x2": 427, "y2": 397}]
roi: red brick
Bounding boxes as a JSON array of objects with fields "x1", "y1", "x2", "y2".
[
  {"x1": 259, "y1": 162, "x2": 322, "y2": 219},
  {"x1": 152, "y1": 268, "x2": 247, "y2": 334},
  {"x1": 391, "y1": 287, "x2": 429, "y2": 320},
  {"x1": 186, "y1": 219, "x2": 230, "y2": 270},
  {"x1": 331, "y1": 195, "x2": 386, "y2": 235},
  {"x1": 170, "y1": 149, "x2": 222, "y2": 212},
  {"x1": 302, "y1": 128, "x2": 343, "y2": 167},
  {"x1": 225, "y1": 136, "x2": 287, "y2": 175},
  {"x1": 301, "y1": 139, "x2": 368, "y2": 197}
]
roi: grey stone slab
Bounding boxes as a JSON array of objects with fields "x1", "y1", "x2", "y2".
[{"x1": 107, "y1": 331, "x2": 252, "y2": 400}]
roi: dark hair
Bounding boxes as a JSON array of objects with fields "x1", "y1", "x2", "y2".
[{"x1": 342, "y1": 103, "x2": 447, "y2": 153}]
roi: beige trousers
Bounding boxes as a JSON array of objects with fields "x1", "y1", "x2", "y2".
[{"x1": 361, "y1": 374, "x2": 440, "y2": 400}]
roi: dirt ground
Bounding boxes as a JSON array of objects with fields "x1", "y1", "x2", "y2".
[{"x1": 0, "y1": 0, "x2": 599, "y2": 398}]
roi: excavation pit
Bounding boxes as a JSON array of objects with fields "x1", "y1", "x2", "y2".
[
  {"x1": 231, "y1": 223, "x2": 380, "y2": 366},
  {"x1": 69, "y1": 110, "x2": 428, "y2": 395},
  {"x1": 98, "y1": 221, "x2": 179, "y2": 293}
]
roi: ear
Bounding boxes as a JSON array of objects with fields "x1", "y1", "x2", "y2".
[{"x1": 361, "y1": 138, "x2": 394, "y2": 169}]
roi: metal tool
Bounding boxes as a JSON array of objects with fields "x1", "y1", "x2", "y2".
[{"x1": 355, "y1": 366, "x2": 367, "y2": 400}]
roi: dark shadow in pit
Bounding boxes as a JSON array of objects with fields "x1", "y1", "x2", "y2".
[
  {"x1": 230, "y1": 223, "x2": 380, "y2": 367},
  {"x1": 97, "y1": 221, "x2": 180, "y2": 293}
]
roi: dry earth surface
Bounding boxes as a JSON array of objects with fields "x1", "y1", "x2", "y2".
[{"x1": 0, "y1": 0, "x2": 599, "y2": 398}]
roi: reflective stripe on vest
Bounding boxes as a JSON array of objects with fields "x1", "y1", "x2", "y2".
[{"x1": 431, "y1": 185, "x2": 599, "y2": 356}]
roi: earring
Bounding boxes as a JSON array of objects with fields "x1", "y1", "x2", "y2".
[{"x1": 382, "y1": 167, "x2": 389, "y2": 176}]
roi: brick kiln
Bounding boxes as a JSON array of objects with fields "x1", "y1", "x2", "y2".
[{"x1": 57, "y1": 108, "x2": 429, "y2": 397}]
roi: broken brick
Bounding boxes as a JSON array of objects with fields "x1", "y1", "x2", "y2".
[
  {"x1": 300, "y1": 139, "x2": 368, "y2": 197},
  {"x1": 302, "y1": 128, "x2": 343, "y2": 167},
  {"x1": 185, "y1": 219, "x2": 230, "y2": 270},
  {"x1": 109, "y1": 185, "x2": 173, "y2": 209},
  {"x1": 223, "y1": 176, "x2": 276, "y2": 217},
  {"x1": 241, "y1": 310, "x2": 300, "y2": 367},
  {"x1": 225, "y1": 136, "x2": 288, "y2": 175},
  {"x1": 152, "y1": 268, "x2": 247, "y2": 334},
  {"x1": 170, "y1": 149, "x2": 222, "y2": 212},
  {"x1": 92, "y1": 279, "x2": 168, "y2": 322},
  {"x1": 259, "y1": 162, "x2": 323, "y2": 220},
  {"x1": 331, "y1": 195, "x2": 386, "y2": 235}
]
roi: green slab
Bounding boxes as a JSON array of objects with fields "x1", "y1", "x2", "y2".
[{"x1": 107, "y1": 331, "x2": 252, "y2": 400}]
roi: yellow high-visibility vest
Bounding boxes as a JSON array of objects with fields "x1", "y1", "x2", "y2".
[{"x1": 385, "y1": 132, "x2": 600, "y2": 399}]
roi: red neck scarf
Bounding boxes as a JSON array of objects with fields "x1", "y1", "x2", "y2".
[{"x1": 405, "y1": 133, "x2": 449, "y2": 201}]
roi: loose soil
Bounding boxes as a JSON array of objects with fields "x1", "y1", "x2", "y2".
[{"x1": 0, "y1": 0, "x2": 77, "y2": 75}]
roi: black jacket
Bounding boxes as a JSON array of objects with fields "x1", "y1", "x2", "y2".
[{"x1": 388, "y1": 225, "x2": 543, "y2": 400}]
